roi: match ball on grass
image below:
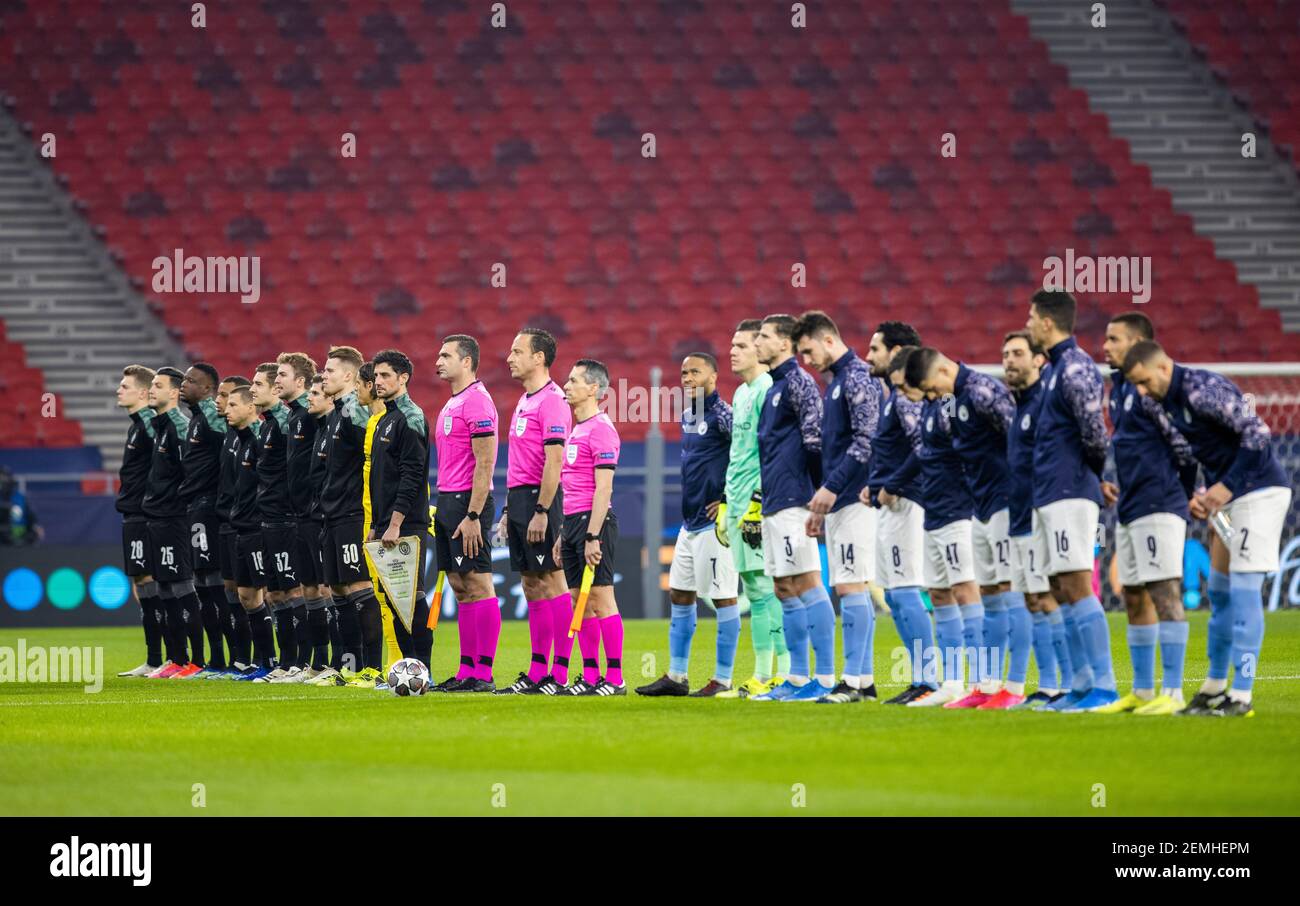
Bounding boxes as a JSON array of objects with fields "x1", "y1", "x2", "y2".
[{"x1": 387, "y1": 658, "x2": 430, "y2": 696}]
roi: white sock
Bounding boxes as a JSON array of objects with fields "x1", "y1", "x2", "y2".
[
  {"x1": 1039, "y1": 687, "x2": 1058, "y2": 697},
  {"x1": 788, "y1": 675, "x2": 809, "y2": 687},
  {"x1": 1201, "y1": 678, "x2": 1227, "y2": 695},
  {"x1": 1006, "y1": 680, "x2": 1025, "y2": 696},
  {"x1": 858, "y1": 673, "x2": 873, "y2": 688},
  {"x1": 1134, "y1": 688, "x2": 1155, "y2": 700},
  {"x1": 1163, "y1": 687, "x2": 1184, "y2": 702},
  {"x1": 814, "y1": 674, "x2": 835, "y2": 688},
  {"x1": 842, "y1": 675, "x2": 860, "y2": 689},
  {"x1": 1228, "y1": 689, "x2": 1252, "y2": 704},
  {"x1": 669, "y1": 671, "x2": 688, "y2": 683}
]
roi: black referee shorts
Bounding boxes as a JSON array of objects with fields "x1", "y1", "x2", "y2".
[
  {"x1": 122, "y1": 516, "x2": 150, "y2": 577},
  {"x1": 506, "y1": 485, "x2": 563, "y2": 574},
  {"x1": 146, "y1": 516, "x2": 193, "y2": 583},
  {"x1": 560, "y1": 510, "x2": 618, "y2": 589},
  {"x1": 434, "y1": 491, "x2": 495, "y2": 574}
]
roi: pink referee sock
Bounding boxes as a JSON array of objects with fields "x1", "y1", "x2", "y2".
[
  {"x1": 474, "y1": 597, "x2": 501, "y2": 682},
  {"x1": 578, "y1": 616, "x2": 601, "y2": 685},
  {"x1": 526, "y1": 597, "x2": 553, "y2": 683},
  {"x1": 550, "y1": 593, "x2": 576, "y2": 685},
  {"x1": 455, "y1": 599, "x2": 478, "y2": 680},
  {"x1": 599, "y1": 613, "x2": 624, "y2": 685}
]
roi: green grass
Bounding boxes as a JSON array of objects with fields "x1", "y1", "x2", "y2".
[{"x1": 2, "y1": 612, "x2": 1299, "y2": 816}]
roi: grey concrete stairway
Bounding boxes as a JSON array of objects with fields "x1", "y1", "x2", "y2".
[
  {"x1": 0, "y1": 106, "x2": 182, "y2": 470},
  {"x1": 1011, "y1": 0, "x2": 1300, "y2": 332}
]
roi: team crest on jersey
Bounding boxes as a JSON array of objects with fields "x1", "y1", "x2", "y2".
[
  {"x1": 772, "y1": 392, "x2": 781, "y2": 407},
  {"x1": 832, "y1": 385, "x2": 842, "y2": 400},
  {"x1": 383, "y1": 422, "x2": 394, "y2": 438},
  {"x1": 697, "y1": 421, "x2": 708, "y2": 435},
  {"x1": 1183, "y1": 406, "x2": 1193, "y2": 423},
  {"x1": 1049, "y1": 374, "x2": 1058, "y2": 391},
  {"x1": 884, "y1": 401, "x2": 893, "y2": 416},
  {"x1": 514, "y1": 416, "x2": 528, "y2": 437},
  {"x1": 1020, "y1": 412, "x2": 1031, "y2": 430},
  {"x1": 565, "y1": 443, "x2": 578, "y2": 464},
  {"x1": 925, "y1": 417, "x2": 934, "y2": 432},
  {"x1": 957, "y1": 404, "x2": 969, "y2": 422},
  {"x1": 1124, "y1": 394, "x2": 1134, "y2": 411},
  {"x1": 443, "y1": 415, "x2": 453, "y2": 435}
]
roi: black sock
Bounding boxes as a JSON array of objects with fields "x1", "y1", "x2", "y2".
[
  {"x1": 350, "y1": 588, "x2": 383, "y2": 670},
  {"x1": 307, "y1": 598, "x2": 330, "y2": 670},
  {"x1": 215, "y1": 588, "x2": 238, "y2": 665},
  {"x1": 228, "y1": 591, "x2": 252, "y2": 666},
  {"x1": 290, "y1": 598, "x2": 311, "y2": 668},
  {"x1": 197, "y1": 585, "x2": 227, "y2": 669},
  {"x1": 162, "y1": 598, "x2": 188, "y2": 664},
  {"x1": 139, "y1": 593, "x2": 164, "y2": 667},
  {"x1": 248, "y1": 604, "x2": 276, "y2": 668},
  {"x1": 177, "y1": 591, "x2": 207, "y2": 668},
  {"x1": 411, "y1": 597, "x2": 433, "y2": 669},
  {"x1": 334, "y1": 594, "x2": 362, "y2": 672},
  {"x1": 272, "y1": 602, "x2": 296, "y2": 668},
  {"x1": 326, "y1": 602, "x2": 344, "y2": 670}
]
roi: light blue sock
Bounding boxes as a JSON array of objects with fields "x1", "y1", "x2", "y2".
[
  {"x1": 1005, "y1": 592, "x2": 1032, "y2": 685},
  {"x1": 1158, "y1": 620, "x2": 1189, "y2": 693},
  {"x1": 669, "y1": 603, "x2": 696, "y2": 677},
  {"x1": 959, "y1": 601, "x2": 985, "y2": 686},
  {"x1": 1127, "y1": 623, "x2": 1158, "y2": 692},
  {"x1": 780, "y1": 597, "x2": 810, "y2": 679},
  {"x1": 840, "y1": 591, "x2": 873, "y2": 679},
  {"x1": 982, "y1": 593, "x2": 1008, "y2": 683},
  {"x1": 934, "y1": 605, "x2": 964, "y2": 686},
  {"x1": 1062, "y1": 604, "x2": 1092, "y2": 691},
  {"x1": 1049, "y1": 608, "x2": 1073, "y2": 690},
  {"x1": 800, "y1": 585, "x2": 837, "y2": 682},
  {"x1": 1229, "y1": 572, "x2": 1266, "y2": 693},
  {"x1": 1073, "y1": 595, "x2": 1115, "y2": 691},
  {"x1": 893, "y1": 586, "x2": 934, "y2": 687},
  {"x1": 1206, "y1": 569, "x2": 1232, "y2": 681},
  {"x1": 714, "y1": 604, "x2": 741, "y2": 684},
  {"x1": 1031, "y1": 611, "x2": 1057, "y2": 690},
  {"x1": 884, "y1": 589, "x2": 910, "y2": 647}
]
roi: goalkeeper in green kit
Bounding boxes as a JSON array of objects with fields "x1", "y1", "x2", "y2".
[{"x1": 716, "y1": 319, "x2": 790, "y2": 698}]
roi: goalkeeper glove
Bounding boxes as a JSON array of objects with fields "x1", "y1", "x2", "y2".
[
  {"x1": 715, "y1": 495, "x2": 729, "y2": 547},
  {"x1": 741, "y1": 491, "x2": 763, "y2": 550}
]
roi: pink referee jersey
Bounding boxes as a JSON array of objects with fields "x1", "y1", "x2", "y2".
[
  {"x1": 506, "y1": 380, "x2": 572, "y2": 488},
  {"x1": 561, "y1": 412, "x2": 620, "y2": 515},
  {"x1": 434, "y1": 380, "x2": 497, "y2": 493}
]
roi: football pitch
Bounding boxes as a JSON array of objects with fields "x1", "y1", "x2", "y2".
[{"x1": 3, "y1": 612, "x2": 1299, "y2": 817}]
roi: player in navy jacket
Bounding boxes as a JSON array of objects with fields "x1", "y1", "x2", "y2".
[
  {"x1": 1124, "y1": 340, "x2": 1292, "y2": 718},
  {"x1": 1026, "y1": 291, "x2": 1119, "y2": 713}
]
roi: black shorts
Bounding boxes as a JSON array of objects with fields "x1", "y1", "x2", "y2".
[
  {"x1": 146, "y1": 517, "x2": 194, "y2": 583},
  {"x1": 218, "y1": 524, "x2": 238, "y2": 582},
  {"x1": 560, "y1": 510, "x2": 618, "y2": 589},
  {"x1": 434, "y1": 491, "x2": 495, "y2": 574},
  {"x1": 296, "y1": 518, "x2": 323, "y2": 587},
  {"x1": 122, "y1": 516, "x2": 150, "y2": 577},
  {"x1": 506, "y1": 485, "x2": 564, "y2": 573},
  {"x1": 322, "y1": 518, "x2": 367, "y2": 586},
  {"x1": 261, "y1": 521, "x2": 300, "y2": 592},
  {"x1": 235, "y1": 531, "x2": 267, "y2": 588},
  {"x1": 187, "y1": 505, "x2": 221, "y2": 574}
]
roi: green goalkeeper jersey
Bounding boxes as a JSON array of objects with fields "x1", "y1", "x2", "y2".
[{"x1": 724, "y1": 371, "x2": 772, "y2": 504}]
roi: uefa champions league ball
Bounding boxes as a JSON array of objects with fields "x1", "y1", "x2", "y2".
[{"x1": 387, "y1": 658, "x2": 430, "y2": 696}]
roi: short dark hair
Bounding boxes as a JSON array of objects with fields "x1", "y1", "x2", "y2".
[
  {"x1": 791, "y1": 310, "x2": 840, "y2": 345},
  {"x1": 444, "y1": 334, "x2": 480, "y2": 371},
  {"x1": 155, "y1": 366, "x2": 184, "y2": 389},
  {"x1": 255, "y1": 362, "x2": 278, "y2": 383},
  {"x1": 735, "y1": 318, "x2": 763, "y2": 334},
  {"x1": 221, "y1": 375, "x2": 251, "y2": 388},
  {"x1": 875, "y1": 321, "x2": 921, "y2": 350},
  {"x1": 1031, "y1": 290, "x2": 1077, "y2": 334},
  {"x1": 888, "y1": 346, "x2": 917, "y2": 378},
  {"x1": 903, "y1": 346, "x2": 942, "y2": 389},
  {"x1": 373, "y1": 348, "x2": 413, "y2": 378},
  {"x1": 518, "y1": 327, "x2": 557, "y2": 367},
  {"x1": 358, "y1": 361, "x2": 375, "y2": 386},
  {"x1": 309, "y1": 373, "x2": 324, "y2": 386},
  {"x1": 761, "y1": 314, "x2": 797, "y2": 339},
  {"x1": 122, "y1": 364, "x2": 155, "y2": 390},
  {"x1": 1109, "y1": 311, "x2": 1154, "y2": 341},
  {"x1": 228, "y1": 385, "x2": 254, "y2": 404},
  {"x1": 1002, "y1": 330, "x2": 1043, "y2": 357},
  {"x1": 574, "y1": 358, "x2": 610, "y2": 395},
  {"x1": 326, "y1": 345, "x2": 364, "y2": 370},
  {"x1": 1122, "y1": 339, "x2": 1166, "y2": 374},
  {"x1": 684, "y1": 352, "x2": 718, "y2": 372},
  {"x1": 190, "y1": 362, "x2": 220, "y2": 389}
]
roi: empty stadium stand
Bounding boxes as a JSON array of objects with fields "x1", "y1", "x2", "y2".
[{"x1": 1, "y1": 0, "x2": 1298, "y2": 455}]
